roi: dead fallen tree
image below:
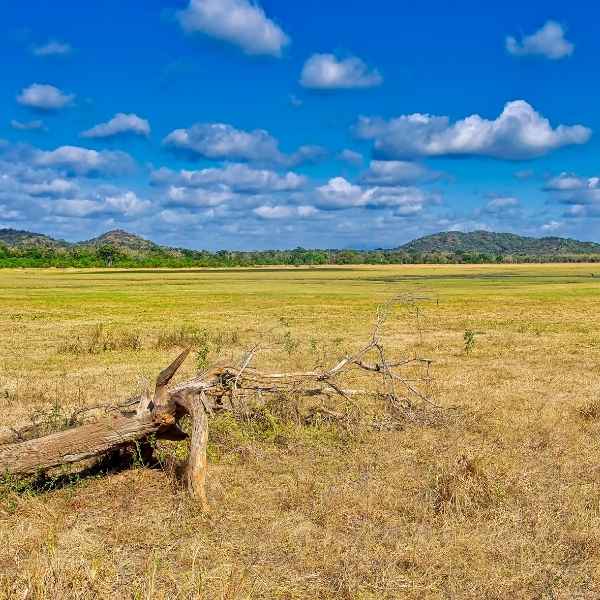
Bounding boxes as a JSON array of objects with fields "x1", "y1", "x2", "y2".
[{"x1": 0, "y1": 310, "x2": 439, "y2": 507}]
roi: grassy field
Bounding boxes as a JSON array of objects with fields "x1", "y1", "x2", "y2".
[{"x1": 2, "y1": 264, "x2": 600, "y2": 599}]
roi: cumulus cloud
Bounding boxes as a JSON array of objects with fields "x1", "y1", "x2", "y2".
[
  {"x1": 355, "y1": 100, "x2": 591, "y2": 160},
  {"x1": 543, "y1": 172, "x2": 599, "y2": 192},
  {"x1": 151, "y1": 164, "x2": 305, "y2": 193},
  {"x1": 81, "y1": 113, "x2": 150, "y2": 139},
  {"x1": 506, "y1": 21, "x2": 574, "y2": 60},
  {"x1": 23, "y1": 178, "x2": 79, "y2": 197},
  {"x1": 165, "y1": 186, "x2": 238, "y2": 209},
  {"x1": 254, "y1": 205, "x2": 318, "y2": 219},
  {"x1": 360, "y1": 160, "x2": 439, "y2": 185},
  {"x1": 163, "y1": 123, "x2": 278, "y2": 162},
  {"x1": 10, "y1": 119, "x2": 45, "y2": 131},
  {"x1": 32, "y1": 146, "x2": 135, "y2": 176},
  {"x1": 163, "y1": 122, "x2": 324, "y2": 166},
  {"x1": 300, "y1": 53, "x2": 382, "y2": 89},
  {"x1": 543, "y1": 172, "x2": 600, "y2": 219},
  {"x1": 177, "y1": 0, "x2": 289, "y2": 57},
  {"x1": 316, "y1": 176, "x2": 440, "y2": 215},
  {"x1": 32, "y1": 41, "x2": 72, "y2": 57},
  {"x1": 16, "y1": 84, "x2": 74, "y2": 111},
  {"x1": 51, "y1": 191, "x2": 151, "y2": 219},
  {"x1": 102, "y1": 191, "x2": 152, "y2": 217},
  {"x1": 0, "y1": 144, "x2": 148, "y2": 227}
]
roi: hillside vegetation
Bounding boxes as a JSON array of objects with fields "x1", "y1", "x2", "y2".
[
  {"x1": 401, "y1": 230, "x2": 600, "y2": 256},
  {"x1": 2, "y1": 228, "x2": 600, "y2": 268}
]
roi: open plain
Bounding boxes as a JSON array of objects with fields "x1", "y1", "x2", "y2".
[{"x1": 1, "y1": 264, "x2": 600, "y2": 599}]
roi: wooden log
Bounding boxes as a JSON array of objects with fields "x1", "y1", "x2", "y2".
[
  {"x1": 0, "y1": 350, "x2": 192, "y2": 478},
  {"x1": 0, "y1": 413, "x2": 161, "y2": 475}
]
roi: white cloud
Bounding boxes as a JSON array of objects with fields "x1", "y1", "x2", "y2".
[
  {"x1": 253, "y1": 205, "x2": 318, "y2": 219},
  {"x1": 316, "y1": 176, "x2": 439, "y2": 214},
  {"x1": 361, "y1": 160, "x2": 438, "y2": 185},
  {"x1": 541, "y1": 220, "x2": 563, "y2": 232},
  {"x1": 51, "y1": 198, "x2": 102, "y2": 218},
  {"x1": 564, "y1": 204, "x2": 600, "y2": 218},
  {"x1": 300, "y1": 53, "x2": 382, "y2": 89},
  {"x1": 164, "y1": 123, "x2": 279, "y2": 162},
  {"x1": 166, "y1": 186, "x2": 237, "y2": 208},
  {"x1": 151, "y1": 164, "x2": 305, "y2": 193},
  {"x1": 506, "y1": 21, "x2": 574, "y2": 60},
  {"x1": 484, "y1": 196, "x2": 520, "y2": 213},
  {"x1": 543, "y1": 172, "x2": 600, "y2": 218},
  {"x1": 0, "y1": 204, "x2": 21, "y2": 220},
  {"x1": 177, "y1": 0, "x2": 289, "y2": 57},
  {"x1": 32, "y1": 41, "x2": 72, "y2": 57},
  {"x1": 81, "y1": 113, "x2": 150, "y2": 139},
  {"x1": 163, "y1": 122, "x2": 324, "y2": 166},
  {"x1": 355, "y1": 100, "x2": 591, "y2": 160},
  {"x1": 33, "y1": 146, "x2": 135, "y2": 176},
  {"x1": 103, "y1": 191, "x2": 151, "y2": 217},
  {"x1": 10, "y1": 119, "x2": 45, "y2": 131},
  {"x1": 51, "y1": 192, "x2": 150, "y2": 219},
  {"x1": 338, "y1": 149, "x2": 363, "y2": 166},
  {"x1": 543, "y1": 172, "x2": 599, "y2": 192},
  {"x1": 0, "y1": 143, "x2": 149, "y2": 229},
  {"x1": 24, "y1": 178, "x2": 78, "y2": 197},
  {"x1": 16, "y1": 84, "x2": 74, "y2": 110}
]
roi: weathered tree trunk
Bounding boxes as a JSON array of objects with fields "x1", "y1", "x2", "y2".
[
  {"x1": 184, "y1": 394, "x2": 209, "y2": 508},
  {"x1": 0, "y1": 350, "x2": 203, "y2": 487},
  {"x1": 0, "y1": 413, "x2": 160, "y2": 475}
]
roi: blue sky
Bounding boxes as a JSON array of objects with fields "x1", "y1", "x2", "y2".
[{"x1": 1, "y1": 0, "x2": 600, "y2": 249}]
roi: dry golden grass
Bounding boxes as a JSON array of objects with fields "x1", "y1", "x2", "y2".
[{"x1": 1, "y1": 264, "x2": 600, "y2": 598}]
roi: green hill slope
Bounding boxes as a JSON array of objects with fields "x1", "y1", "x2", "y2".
[{"x1": 399, "y1": 230, "x2": 600, "y2": 256}]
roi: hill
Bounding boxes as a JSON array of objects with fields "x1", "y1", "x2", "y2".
[
  {"x1": 78, "y1": 229, "x2": 159, "y2": 252},
  {"x1": 0, "y1": 228, "x2": 69, "y2": 249},
  {"x1": 399, "y1": 230, "x2": 600, "y2": 256}
]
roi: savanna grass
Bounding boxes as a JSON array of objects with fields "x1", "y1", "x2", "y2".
[{"x1": 1, "y1": 263, "x2": 600, "y2": 598}]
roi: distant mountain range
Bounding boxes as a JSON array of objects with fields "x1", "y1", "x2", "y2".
[
  {"x1": 1, "y1": 227, "x2": 600, "y2": 257},
  {"x1": 2, "y1": 227, "x2": 600, "y2": 267}
]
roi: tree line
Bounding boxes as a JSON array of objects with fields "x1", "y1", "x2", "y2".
[{"x1": 1, "y1": 243, "x2": 600, "y2": 268}]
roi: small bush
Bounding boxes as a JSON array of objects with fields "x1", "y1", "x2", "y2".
[
  {"x1": 282, "y1": 330, "x2": 299, "y2": 356},
  {"x1": 195, "y1": 343, "x2": 210, "y2": 371},
  {"x1": 463, "y1": 329, "x2": 477, "y2": 355}
]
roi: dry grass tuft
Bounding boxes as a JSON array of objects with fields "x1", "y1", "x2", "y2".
[
  {"x1": 428, "y1": 453, "x2": 498, "y2": 516},
  {"x1": 59, "y1": 323, "x2": 142, "y2": 354},
  {"x1": 576, "y1": 399, "x2": 600, "y2": 422}
]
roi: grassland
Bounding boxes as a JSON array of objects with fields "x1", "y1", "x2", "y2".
[{"x1": 1, "y1": 264, "x2": 600, "y2": 599}]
